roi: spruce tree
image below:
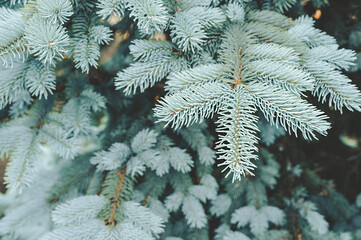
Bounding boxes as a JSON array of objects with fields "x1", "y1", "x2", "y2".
[{"x1": 0, "y1": 0, "x2": 360, "y2": 239}]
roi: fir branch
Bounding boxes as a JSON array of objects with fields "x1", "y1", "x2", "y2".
[
  {"x1": 102, "y1": 167, "x2": 128, "y2": 226},
  {"x1": 37, "y1": 0, "x2": 74, "y2": 24},
  {"x1": 125, "y1": 0, "x2": 170, "y2": 35},
  {"x1": 154, "y1": 82, "x2": 229, "y2": 129},
  {"x1": 306, "y1": 60, "x2": 361, "y2": 113},
  {"x1": 24, "y1": 17, "x2": 70, "y2": 65},
  {"x1": 216, "y1": 86, "x2": 259, "y2": 182},
  {"x1": 97, "y1": 0, "x2": 125, "y2": 20},
  {"x1": 247, "y1": 82, "x2": 330, "y2": 140},
  {"x1": 0, "y1": 7, "x2": 26, "y2": 67}
]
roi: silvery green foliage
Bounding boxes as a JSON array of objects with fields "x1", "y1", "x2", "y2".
[
  {"x1": 231, "y1": 205, "x2": 285, "y2": 234},
  {"x1": 0, "y1": 1, "x2": 361, "y2": 240},
  {"x1": 272, "y1": 0, "x2": 297, "y2": 12},
  {"x1": 0, "y1": 124, "x2": 42, "y2": 190},
  {"x1": 257, "y1": 114, "x2": 285, "y2": 146},
  {"x1": 0, "y1": 166, "x2": 56, "y2": 240},
  {"x1": 37, "y1": 0, "x2": 73, "y2": 24},
  {"x1": 0, "y1": 59, "x2": 28, "y2": 109},
  {"x1": 115, "y1": 39, "x2": 186, "y2": 94},
  {"x1": 349, "y1": 52, "x2": 361, "y2": 72},
  {"x1": 25, "y1": 60, "x2": 56, "y2": 99},
  {"x1": 24, "y1": 17, "x2": 70, "y2": 65},
  {"x1": 216, "y1": 86, "x2": 259, "y2": 181},
  {"x1": 149, "y1": 8, "x2": 360, "y2": 180},
  {"x1": 90, "y1": 142, "x2": 131, "y2": 171},
  {"x1": 0, "y1": 7, "x2": 26, "y2": 67},
  {"x1": 218, "y1": 150, "x2": 286, "y2": 235},
  {"x1": 215, "y1": 224, "x2": 250, "y2": 240},
  {"x1": 125, "y1": 0, "x2": 170, "y2": 35},
  {"x1": 226, "y1": 3, "x2": 244, "y2": 23},
  {"x1": 90, "y1": 128, "x2": 193, "y2": 176},
  {"x1": 40, "y1": 195, "x2": 164, "y2": 240},
  {"x1": 254, "y1": 230, "x2": 291, "y2": 240},
  {"x1": 165, "y1": 174, "x2": 218, "y2": 228},
  {"x1": 71, "y1": 22, "x2": 113, "y2": 73},
  {"x1": 9, "y1": 0, "x2": 27, "y2": 5},
  {"x1": 287, "y1": 199, "x2": 329, "y2": 235},
  {"x1": 170, "y1": 6, "x2": 226, "y2": 52},
  {"x1": 96, "y1": 0, "x2": 125, "y2": 20},
  {"x1": 0, "y1": 77, "x2": 105, "y2": 191},
  {"x1": 210, "y1": 194, "x2": 232, "y2": 217}
]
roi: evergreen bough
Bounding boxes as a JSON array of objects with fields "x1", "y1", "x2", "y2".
[{"x1": 0, "y1": 0, "x2": 360, "y2": 239}]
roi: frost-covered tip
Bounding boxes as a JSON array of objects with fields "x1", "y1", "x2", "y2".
[
  {"x1": 97, "y1": 0, "x2": 125, "y2": 20},
  {"x1": 90, "y1": 142, "x2": 131, "y2": 171},
  {"x1": 89, "y1": 25, "x2": 113, "y2": 45},
  {"x1": 226, "y1": 3, "x2": 245, "y2": 23},
  {"x1": 126, "y1": 0, "x2": 169, "y2": 35},
  {"x1": 25, "y1": 61, "x2": 56, "y2": 99},
  {"x1": 24, "y1": 18, "x2": 70, "y2": 65},
  {"x1": 131, "y1": 128, "x2": 158, "y2": 153},
  {"x1": 37, "y1": 0, "x2": 74, "y2": 24},
  {"x1": 170, "y1": 13, "x2": 206, "y2": 53}
]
